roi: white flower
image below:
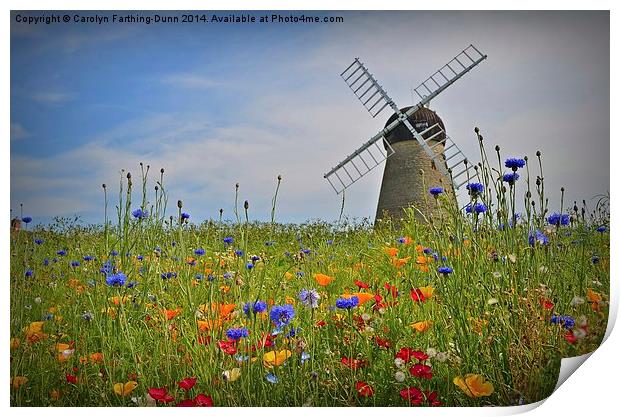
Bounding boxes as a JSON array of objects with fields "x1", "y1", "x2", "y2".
[
  {"x1": 435, "y1": 352, "x2": 449, "y2": 363},
  {"x1": 573, "y1": 328, "x2": 587, "y2": 339},
  {"x1": 570, "y1": 296, "x2": 585, "y2": 307},
  {"x1": 34, "y1": 297, "x2": 42, "y2": 304},
  {"x1": 425, "y1": 347, "x2": 437, "y2": 358},
  {"x1": 394, "y1": 358, "x2": 405, "y2": 368},
  {"x1": 395, "y1": 371, "x2": 406, "y2": 382},
  {"x1": 492, "y1": 271, "x2": 501, "y2": 279},
  {"x1": 361, "y1": 313, "x2": 371, "y2": 322}
]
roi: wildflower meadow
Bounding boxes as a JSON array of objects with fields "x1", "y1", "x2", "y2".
[{"x1": 10, "y1": 138, "x2": 610, "y2": 407}]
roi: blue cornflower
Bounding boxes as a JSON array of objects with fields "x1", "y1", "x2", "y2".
[
  {"x1": 106, "y1": 272, "x2": 127, "y2": 287},
  {"x1": 438, "y1": 266, "x2": 453, "y2": 275},
  {"x1": 429, "y1": 187, "x2": 444, "y2": 196},
  {"x1": 161, "y1": 271, "x2": 177, "y2": 279},
  {"x1": 547, "y1": 213, "x2": 570, "y2": 226},
  {"x1": 286, "y1": 327, "x2": 300, "y2": 338},
  {"x1": 181, "y1": 212, "x2": 190, "y2": 220},
  {"x1": 195, "y1": 273, "x2": 204, "y2": 281},
  {"x1": 503, "y1": 172, "x2": 520, "y2": 184},
  {"x1": 266, "y1": 373, "x2": 279, "y2": 384},
  {"x1": 336, "y1": 296, "x2": 359, "y2": 309},
  {"x1": 25, "y1": 269, "x2": 33, "y2": 277},
  {"x1": 22, "y1": 216, "x2": 32, "y2": 224},
  {"x1": 504, "y1": 158, "x2": 526, "y2": 170},
  {"x1": 71, "y1": 260, "x2": 80, "y2": 267},
  {"x1": 207, "y1": 274, "x2": 215, "y2": 281},
  {"x1": 251, "y1": 255, "x2": 260, "y2": 262},
  {"x1": 265, "y1": 240, "x2": 274, "y2": 246},
  {"x1": 136, "y1": 255, "x2": 144, "y2": 261},
  {"x1": 223, "y1": 272, "x2": 233, "y2": 280},
  {"x1": 100, "y1": 260, "x2": 113, "y2": 275},
  {"x1": 243, "y1": 300, "x2": 267, "y2": 315},
  {"x1": 224, "y1": 236, "x2": 234, "y2": 245},
  {"x1": 326, "y1": 239, "x2": 333, "y2": 245},
  {"x1": 246, "y1": 263, "x2": 254, "y2": 270},
  {"x1": 81, "y1": 311, "x2": 94, "y2": 321},
  {"x1": 43, "y1": 313, "x2": 54, "y2": 321},
  {"x1": 550, "y1": 314, "x2": 575, "y2": 329},
  {"x1": 592, "y1": 255, "x2": 600, "y2": 264},
  {"x1": 529, "y1": 229, "x2": 549, "y2": 246},
  {"x1": 301, "y1": 248, "x2": 311, "y2": 255},
  {"x1": 83, "y1": 255, "x2": 94, "y2": 261},
  {"x1": 465, "y1": 202, "x2": 487, "y2": 214},
  {"x1": 43, "y1": 259, "x2": 49, "y2": 266},
  {"x1": 194, "y1": 248, "x2": 205, "y2": 256},
  {"x1": 299, "y1": 289, "x2": 320, "y2": 308},
  {"x1": 301, "y1": 352, "x2": 311, "y2": 363},
  {"x1": 270, "y1": 304, "x2": 295, "y2": 327},
  {"x1": 295, "y1": 271, "x2": 304, "y2": 278},
  {"x1": 235, "y1": 249, "x2": 244, "y2": 257},
  {"x1": 397, "y1": 237, "x2": 407, "y2": 244},
  {"x1": 596, "y1": 226, "x2": 607, "y2": 233},
  {"x1": 423, "y1": 247, "x2": 432, "y2": 254},
  {"x1": 226, "y1": 327, "x2": 249, "y2": 341},
  {"x1": 131, "y1": 208, "x2": 148, "y2": 219},
  {"x1": 110, "y1": 250, "x2": 119, "y2": 256},
  {"x1": 56, "y1": 249, "x2": 67, "y2": 256},
  {"x1": 466, "y1": 182, "x2": 484, "y2": 196},
  {"x1": 34, "y1": 238, "x2": 43, "y2": 245},
  {"x1": 126, "y1": 281, "x2": 138, "y2": 289}
]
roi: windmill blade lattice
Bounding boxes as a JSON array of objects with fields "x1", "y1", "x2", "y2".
[{"x1": 324, "y1": 44, "x2": 486, "y2": 195}]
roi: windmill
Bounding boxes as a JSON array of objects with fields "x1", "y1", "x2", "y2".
[{"x1": 323, "y1": 44, "x2": 487, "y2": 222}]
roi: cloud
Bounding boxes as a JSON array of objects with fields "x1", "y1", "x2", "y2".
[
  {"x1": 160, "y1": 73, "x2": 222, "y2": 90},
  {"x1": 30, "y1": 91, "x2": 73, "y2": 104},
  {"x1": 10, "y1": 123, "x2": 28, "y2": 140}
]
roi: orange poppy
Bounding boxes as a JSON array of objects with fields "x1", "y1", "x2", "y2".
[
  {"x1": 315, "y1": 273, "x2": 334, "y2": 286},
  {"x1": 384, "y1": 247, "x2": 398, "y2": 257}
]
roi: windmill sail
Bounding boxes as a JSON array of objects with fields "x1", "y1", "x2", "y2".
[{"x1": 324, "y1": 44, "x2": 486, "y2": 194}]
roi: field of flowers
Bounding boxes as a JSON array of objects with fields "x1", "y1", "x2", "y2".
[{"x1": 10, "y1": 143, "x2": 610, "y2": 407}]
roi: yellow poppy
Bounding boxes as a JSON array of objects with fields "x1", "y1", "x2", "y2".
[
  {"x1": 453, "y1": 374, "x2": 494, "y2": 398},
  {"x1": 223, "y1": 368, "x2": 241, "y2": 382},
  {"x1": 113, "y1": 381, "x2": 138, "y2": 397},
  {"x1": 263, "y1": 349, "x2": 292, "y2": 368},
  {"x1": 25, "y1": 321, "x2": 48, "y2": 344},
  {"x1": 10, "y1": 338, "x2": 20, "y2": 350},
  {"x1": 285, "y1": 272, "x2": 294, "y2": 280},
  {"x1": 315, "y1": 273, "x2": 334, "y2": 286},
  {"x1": 419, "y1": 286, "x2": 434, "y2": 299}
]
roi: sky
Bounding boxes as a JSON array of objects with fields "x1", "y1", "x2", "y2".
[{"x1": 10, "y1": 10, "x2": 610, "y2": 226}]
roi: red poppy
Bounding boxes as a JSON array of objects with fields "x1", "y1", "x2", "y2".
[
  {"x1": 355, "y1": 279, "x2": 370, "y2": 289},
  {"x1": 194, "y1": 394, "x2": 213, "y2": 407},
  {"x1": 148, "y1": 387, "x2": 175, "y2": 403},
  {"x1": 66, "y1": 373, "x2": 77, "y2": 384},
  {"x1": 176, "y1": 399, "x2": 196, "y2": 407},
  {"x1": 395, "y1": 347, "x2": 427, "y2": 363},
  {"x1": 341, "y1": 357, "x2": 367, "y2": 370},
  {"x1": 375, "y1": 336, "x2": 391, "y2": 349},
  {"x1": 564, "y1": 331, "x2": 577, "y2": 344},
  {"x1": 384, "y1": 283, "x2": 398, "y2": 298},
  {"x1": 178, "y1": 377, "x2": 197, "y2": 391},
  {"x1": 355, "y1": 381, "x2": 374, "y2": 397},
  {"x1": 315, "y1": 320, "x2": 327, "y2": 327},
  {"x1": 425, "y1": 390, "x2": 442, "y2": 406},
  {"x1": 409, "y1": 364, "x2": 433, "y2": 379},
  {"x1": 217, "y1": 340, "x2": 237, "y2": 355},
  {"x1": 410, "y1": 288, "x2": 426, "y2": 303},
  {"x1": 400, "y1": 386, "x2": 424, "y2": 405},
  {"x1": 540, "y1": 298, "x2": 554, "y2": 310}
]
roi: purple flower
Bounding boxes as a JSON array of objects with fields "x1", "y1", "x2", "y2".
[
  {"x1": 270, "y1": 304, "x2": 295, "y2": 327},
  {"x1": 299, "y1": 289, "x2": 320, "y2": 308}
]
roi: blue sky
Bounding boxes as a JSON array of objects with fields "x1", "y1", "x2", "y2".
[{"x1": 10, "y1": 11, "x2": 609, "y2": 226}]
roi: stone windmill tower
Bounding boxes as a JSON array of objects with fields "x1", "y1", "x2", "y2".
[{"x1": 323, "y1": 44, "x2": 487, "y2": 223}]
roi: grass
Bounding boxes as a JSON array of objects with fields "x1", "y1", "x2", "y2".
[{"x1": 10, "y1": 143, "x2": 610, "y2": 407}]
